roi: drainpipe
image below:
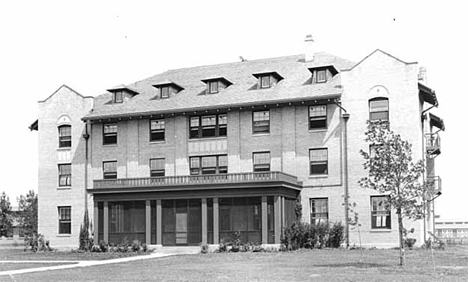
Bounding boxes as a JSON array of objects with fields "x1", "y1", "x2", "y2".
[
  {"x1": 83, "y1": 120, "x2": 90, "y2": 212},
  {"x1": 334, "y1": 99, "x2": 350, "y2": 247}
]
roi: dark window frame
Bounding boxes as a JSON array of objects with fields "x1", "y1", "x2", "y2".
[
  {"x1": 369, "y1": 97, "x2": 389, "y2": 122},
  {"x1": 190, "y1": 155, "x2": 228, "y2": 175},
  {"x1": 316, "y1": 70, "x2": 327, "y2": 83},
  {"x1": 371, "y1": 196, "x2": 391, "y2": 229},
  {"x1": 253, "y1": 152, "x2": 271, "y2": 172},
  {"x1": 260, "y1": 75, "x2": 271, "y2": 89},
  {"x1": 103, "y1": 123, "x2": 117, "y2": 145},
  {"x1": 309, "y1": 148, "x2": 328, "y2": 175},
  {"x1": 58, "y1": 206, "x2": 71, "y2": 234},
  {"x1": 150, "y1": 119, "x2": 165, "y2": 142},
  {"x1": 189, "y1": 113, "x2": 227, "y2": 139},
  {"x1": 58, "y1": 125, "x2": 72, "y2": 148},
  {"x1": 160, "y1": 86, "x2": 170, "y2": 99},
  {"x1": 103, "y1": 161, "x2": 117, "y2": 179},
  {"x1": 208, "y1": 81, "x2": 219, "y2": 94},
  {"x1": 310, "y1": 198, "x2": 328, "y2": 225},
  {"x1": 58, "y1": 164, "x2": 71, "y2": 187},
  {"x1": 150, "y1": 158, "x2": 165, "y2": 177},
  {"x1": 309, "y1": 105, "x2": 327, "y2": 130},
  {"x1": 114, "y1": 91, "x2": 123, "y2": 103},
  {"x1": 252, "y1": 110, "x2": 270, "y2": 134}
]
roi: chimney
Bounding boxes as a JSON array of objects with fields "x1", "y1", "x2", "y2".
[
  {"x1": 305, "y1": 34, "x2": 315, "y2": 62},
  {"x1": 418, "y1": 67, "x2": 427, "y2": 85}
]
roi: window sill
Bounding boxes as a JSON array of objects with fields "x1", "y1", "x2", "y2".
[
  {"x1": 252, "y1": 133, "x2": 270, "y2": 137},
  {"x1": 149, "y1": 140, "x2": 166, "y2": 144},
  {"x1": 103, "y1": 144, "x2": 118, "y2": 147},
  {"x1": 57, "y1": 147, "x2": 71, "y2": 151},
  {"x1": 57, "y1": 187, "x2": 71, "y2": 190},
  {"x1": 188, "y1": 136, "x2": 227, "y2": 142},
  {"x1": 308, "y1": 128, "x2": 327, "y2": 133},
  {"x1": 309, "y1": 174, "x2": 328, "y2": 179},
  {"x1": 370, "y1": 229, "x2": 392, "y2": 233},
  {"x1": 57, "y1": 234, "x2": 71, "y2": 237}
]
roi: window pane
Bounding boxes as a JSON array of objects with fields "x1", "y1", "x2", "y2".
[
  {"x1": 150, "y1": 158, "x2": 165, "y2": 170},
  {"x1": 309, "y1": 149, "x2": 327, "y2": 162},
  {"x1": 253, "y1": 152, "x2": 270, "y2": 164},
  {"x1": 104, "y1": 124, "x2": 117, "y2": 134},
  {"x1": 115, "y1": 91, "x2": 123, "y2": 103},
  {"x1": 103, "y1": 161, "x2": 117, "y2": 172},
  {"x1": 209, "y1": 81, "x2": 218, "y2": 93},
  {"x1": 309, "y1": 105, "x2": 327, "y2": 117},
  {"x1": 201, "y1": 116, "x2": 216, "y2": 126},
  {"x1": 190, "y1": 117, "x2": 199, "y2": 127},
  {"x1": 151, "y1": 119, "x2": 165, "y2": 130},
  {"x1": 253, "y1": 111, "x2": 269, "y2": 121},
  {"x1": 219, "y1": 114, "x2": 227, "y2": 125},
  {"x1": 59, "y1": 126, "x2": 71, "y2": 137},
  {"x1": 218, "y1": 155, "x2": 228, "y2": 167},
  {"x1": 202, "y1": 156, "x2": 217, "y2": 167},
  {"x1": 190, "y1": 157, "x2": 200, "y2": 168},
  {"x1": 161, "y1": 87, "x2": 170, "y2": 98},
  {"x1": 370, "y1": 99, "x2": 389, "y2": 112},
  {"x1": 317, "y1": 70, "x2": 327, "y2": 82},
  {"x1": 261, "y1": 76, "x2": 270, "y2": 88}
]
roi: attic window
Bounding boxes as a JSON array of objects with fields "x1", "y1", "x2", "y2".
[
  {"x1": 317, "y1": 70, "x2": 327, "y2": 83},
  {"x1": 252, "y1": 72, "x2": 283, "y2": 89},
  {"x1": 152, "y1": 81, "x2": 184, "y2": 99},
  {"x1": 114, "y1": 91, "x2": 123, "y2": 103},
  {"x1": 260, "y1": 75, "x2": 271, "y2": 89},
  {"x1": 107, "y1": 85, "x2": 139, "y2": 103},
  {"x1": 308, "y1": 66, "x2": 338, "y2": 84},
  {"x1": 208, "y1": 81, "x2": 219, "y2": 94},
  {"x1": 160, "y1": 86, "x2": 170, "y2": 99}
]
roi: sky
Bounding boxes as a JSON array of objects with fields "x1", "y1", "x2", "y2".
[{"x1": 0, "y1": 0, "x2": 465, "y2": 219}]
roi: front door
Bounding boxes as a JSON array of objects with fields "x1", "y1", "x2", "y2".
[{"x1": 175, "y1": 206, "x2": 188, "y2": 245}]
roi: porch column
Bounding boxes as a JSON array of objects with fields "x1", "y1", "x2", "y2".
[
  {"x1": 94, "y1": 202, "x2": 99, "y2": 244},
  {"x1": 261, "y1": 196, "x2": 268, "y2": 244},
  {"x1": 213, "y1": 197, "x2": 219, "y2": 244},
  {"x1": 156, "y1": 199, "x2": 162, "y2": 245},
  {"x1": 145, "y1": 200, "x2": 151, "y2": 244},
  {"x1": 103, "y1": 201, "x2": 109, "y2": 243},
  {"x1": 201, "y1": 198, "x2": 208, "y2": 244},
  {"x1": 274, "y1": 196, "x2": 281, "y2": 244},
  {"x1": 281, "y1": 197, "x2": 285, "y2": 229}
]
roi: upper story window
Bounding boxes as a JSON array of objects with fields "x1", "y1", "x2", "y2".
[
  {"x1": 150, "y1": 158, "x2": 165, "y2": 177},
  {"x1": 103, "y1": 161, "x2": 117, "y2": 179},
  {"x1": 58, "y1": 206, "x2": 71, "y2": 234},
  {"x1": 309, "y1": 105, "x2": 327, "y2": 129},
  {"x1": 103, "y1": 123, "x2": 117, "y2": 145},
  {"x1": 107, "y1": 85, "x2": 139, "y2": 103},
  {"x1": 58, "y1": 125, "x2": 72, "y2": 148},
  {"x1": 369, "y1": 98, "x2": 389, "y2": 122},
  {"x1": 309, "y1": 148, "x2": 328, "y2": 175},
  {"x1": 371, "y1": 196, "x2": 391, "y2": 229},
  {"x1": 114, "y1": 91, "x2": 123, "y2": 103},
  {"x1": 160, "y1": 86, "x2": 170, "y2": 99},
  {"x1": 58, "y1": 164, "x2": 71, "y2": 187},
  {"x1": 308, "y1": 66, "x2": 337, "y2": 84},
  {"x1": 190, "y1": 114, "x2": 227, "y2": 139},
  {"x1": 253, "y1": 152, "x2": 270, "y2": 172},
  {"x1": 201, "y1": 77, "x2": 232, "y2": 94},
  {"x1": 152, "y1": 81, "x2": 184, "y2": 99},
  {"x1": 253, "y1": 72, "x2": 283, "y2": 90},
  {"x1": 150, "y1": 119, "x2": 165, "y2": 142},
  {"x1": 310, "y1": 198, "x2": 328, "y2": 225},
  {"x1": 252, "y1": 110, "x2": 270, "y2": 134},
  {"x1": 190, "y1": 155, "x2": 228, "y2": 175},
  {"x1": 208, "y1": 81, "x2": 219, "y2": 94}
]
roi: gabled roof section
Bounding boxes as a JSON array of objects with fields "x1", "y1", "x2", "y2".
[
  {"x1": 201, "y1": 76, "x2": 233, "y2": 87},
  {"x1": 152, "y1": 80, "x2": 184, "y2": 92},
  {"x1": 83, "y1": 53, "x2": 355, "y2": 121},
  {"x1": 107, "y1": 84, "x2": 139, "y2": 96},
  {"x1": 39, "y1": 84, "x2": 92, "y2": 103},
  {"x1": 419, "y1": 83, "x2": 438, "y2": 107},
  {"x1": 345, "y1": 49, "x2": 417, "y2": 71},
  {"x1": 252, "y1": 71, "x2": 284, "y2": 81},
  {"x1": 429, "y1": 113, "x2": 445, "y2": 131}
]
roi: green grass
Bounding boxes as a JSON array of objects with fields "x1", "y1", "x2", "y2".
[
  {"x1": 0, "y1": 249, "x2": 150, "y2": 261},
  {"x1": 0, "y1": 262, "x2": 77, "y2": 272},
  {"x1": 3, "y1": 246, "x2": 468, "y2": 281}
]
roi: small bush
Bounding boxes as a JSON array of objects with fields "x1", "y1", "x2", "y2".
[
  {"x1": 404, "y1": 238, "x2": 417, "y2": 249},
  {"x1": 99, "y1": 240, "x2": 108, "y2": 252},
  {"x1": 131, "y1": 240, "x2": 142, "y2": 252},
  {"x1": 24, "y1": 233, "x2": 53, "y2": 252},
  {"x1": 200, "y1": 244, "x2": 209, "y2": 254},
  {"x1": 328, "y1": 222, "x2": 345, "y2": 248},
  {"x1": 230, "y1": 231, "x2": 242, "y2": 252},
  {"x1": 282, "y1": 221, "x2": 344, "y2": 250},
  {"x1": 91, "y1": 244, "x2": 101, "y2": 252},
  {"x1": 142, "y1": 243, "x2": 148, "y2": 252},
  {"x1": 216, "y1": 240, "x2": 228, "y2": 253}
]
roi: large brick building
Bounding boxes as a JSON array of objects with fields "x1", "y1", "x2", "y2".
[{"x1": 31, "y1": 37, "x2": 444, "y2": 249}]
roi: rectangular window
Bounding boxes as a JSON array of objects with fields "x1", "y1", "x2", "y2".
[
  {"x1": 58, "y1": 164, "x2": 71, "y2": 187},
  {"x1": 150, "y1": 119, "x2": 165, "y2": 142},
  {"x1": 160, "y1": 86, "x2": 170, "y2": 99},
  {"x1": 371, "y1": 196, "x2": 391, "y2": 229},
  {"x1": 310, "y1": 198, "x2": 328, "y2": 225},
  {"x1": 114, "y1": 91, "x2": 123, "y2": 103},
  {"x1": 190, "y1": 155, "x2": 228, "y2": 175},
  {"x1": 252, "y1": 110, "x2": 270, "y2": 134},
  {"x1": 317, "y1": 70, "x2": 327, "y2": 83},
  {"x1": 58, "y1": 125, "x2": 72, "y2": 148},
  {"x1": 309, "y1": 105, "x2": 327, "y2": 129},
  {"x1": 260, "y1": 75, "x2": 271, "y2": 88},
  {"x1": 103, "y1": 161, "x2": 117, "y2": 179},
  {"x1": 150, "y1": 158, "x2": 165, "y2": 177},
  {"x1": 58, "y1": 206, "x2": 71, "y2": 234},
  {"x1": 309, "y1": 148, "x2": 328, "y2": 175},
  {"x1": 253, "y1": 152, "x2": 270, "y2": 172},
  {"x1": 103, "y1": 123, "x2": 117, "y2": 145},
  {"x1": 369, "y1": 99, "x2": 389, "y2": 122},
  {"x1": 208, "y1": 81, "x2": 219, "y2": 94},
  {"x1": 189, "y1": 114, "x2": 227, "y2": 139}
]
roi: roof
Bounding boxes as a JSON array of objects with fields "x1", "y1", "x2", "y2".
[
  {"x1": 83, "y1": 53, "x2": 355, "y2": 121},
  {"x1": 419, "y1": 83, "x2": 439, "y2": 107},
  {"x1": 107, "y1": 84, "x2": 139, "y2": 95},
  {"x1": 429, "y1": 113, "x2": 445, "y2": 131},
  {"x1": 39, "y1": 84, "x2": 93, "y2": 103}
]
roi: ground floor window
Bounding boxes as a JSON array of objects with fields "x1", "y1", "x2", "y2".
[
  {"x1": 58, "y1": 206, "x2": 71, "y2": 234},
  {"x1": 310, "y1": 198, "x2": 328, "y2": 225},
  {"x1": 371, "y1": 196, "x2": 391, "y2": 229}
]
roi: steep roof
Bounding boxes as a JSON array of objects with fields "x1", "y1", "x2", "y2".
[{"x1": 84, "y1": 53, "x2": 355, "y2": 120}]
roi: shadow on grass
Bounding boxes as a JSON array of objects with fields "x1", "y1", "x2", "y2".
[{"x1": 316, "y1": 262, "x2": 389, "y2": 268}]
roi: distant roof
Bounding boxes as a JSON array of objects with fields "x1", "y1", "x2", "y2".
[{"x1": 83, "y1": 53, "x2": 355, "y2": 121}]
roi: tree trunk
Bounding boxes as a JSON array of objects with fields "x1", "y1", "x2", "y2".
[{"x1": 398, "y1": 207, "x2": 404, "y2": 266}]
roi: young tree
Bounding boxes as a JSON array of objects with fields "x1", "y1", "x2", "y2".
[
  {"x1": 18, "y1": 190, "x2": 38, "y2": 236},
  {"x1": 0, "y1": 191, "x2": 13, "y2": 237},
  {"x1": 359, "y1": 121, "x2": 426, "y2": 266}
]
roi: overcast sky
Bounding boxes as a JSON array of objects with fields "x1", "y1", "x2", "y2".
[{"x1": 0, "y1": 0, "x2": 465, "y2": 219}]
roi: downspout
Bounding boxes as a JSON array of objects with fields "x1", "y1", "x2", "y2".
[
  {"x1": 83, "y1": 120, "x2": 90, "y2": 212},
  {"x1": 334, "y1": 99, "x2": 350, "y2": 247}
]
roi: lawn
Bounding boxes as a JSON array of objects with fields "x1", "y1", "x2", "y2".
[
  {"x1": 3, "y1": 246, "x2": 468, "y2": 281},
  {"x1": 0, "y1": 248, "x2": 150, "y2": 261}
]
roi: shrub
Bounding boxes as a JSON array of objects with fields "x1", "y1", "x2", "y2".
[
  {"x1": 282, "y1": 221, "x2": 344, "y2": 250},
  {"x1": 328, "y1": 222, "x2": 345, "y2": 248},
  {"x1": 230, "y1": 231, "x2": 242, "y2": 252},
  {"x1": 131, "y1": 240, "x2": 142, "y2": 252},
  {"x1": 216, "y1": 240, "x2": 228, "y2": 253},
  {"x1": 24, "y1": 233, "x2": 52, "y2": 252},
  {"x1": 91, "y1": 244, "x2": 101, "y2": 252},
  {"x1": 142, "y1": 243, "x2": 148, "y2": 252},
  {"x1": 404, "y1": 238, "x2": 417, "y2": 249},
  {"x1": 99, "y1": 240, "x2": 108, "y2": 252},
  {"x1": 200, "y1": 244, "x2": 209, "y2": 254}
]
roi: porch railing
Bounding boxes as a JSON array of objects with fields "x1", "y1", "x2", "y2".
[
  {"x1": 93, "y1": 171, "x2": 301, "y2": 189},
  {"x1": 426, "y1": 133, "x2": 441, "y2": 155}
]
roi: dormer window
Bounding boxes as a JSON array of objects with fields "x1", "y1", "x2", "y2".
[
  {"x1": 201, "y1": 77, "x2": 232, "y2": 94},
  {"x1": 308, "y1": 66, "x2": 338, "y2": 84},
  {"x1": 252, "y1": 72, "x2": 283, "y2": 89},
  {"x1": 152, "y1": 81, "x2": 184, "y2": 99},
  {"x1": 107, "y1": 85, "x2": 139, "y2": 103}
]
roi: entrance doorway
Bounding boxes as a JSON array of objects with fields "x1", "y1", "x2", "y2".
[{"x1": 162, "y1": 199, "x2": 201, "y2": 246}]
